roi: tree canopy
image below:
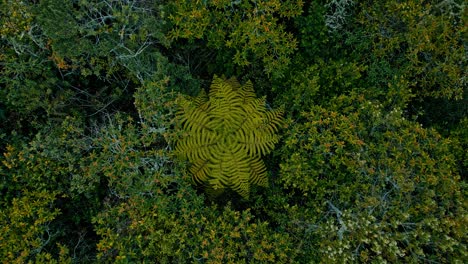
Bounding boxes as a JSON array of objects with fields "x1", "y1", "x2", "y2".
[{"x1": 1, "y1": 0, "x2": 466, "y2": 262}]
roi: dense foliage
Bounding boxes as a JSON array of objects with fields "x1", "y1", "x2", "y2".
[{"x1": 1, "y1": 0, "x2": 466, "y2": 263}]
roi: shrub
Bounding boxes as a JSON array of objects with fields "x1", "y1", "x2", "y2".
[
  {"x1": 0, "y1": 190, "x2": 71, "y2": 263},
  {"x1": 279, "y1": 92, "x2": 467, "y2": 262},
  {"x1": 167, "y1": 0, "x2": 304, "y2": 77}
]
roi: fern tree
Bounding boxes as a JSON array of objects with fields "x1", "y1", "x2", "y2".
[{"x1": 175, "y1": 75, "x2": 283, "y2": 198}]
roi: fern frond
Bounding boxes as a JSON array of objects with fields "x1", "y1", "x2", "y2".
[
  {"x1": 207, "y1": 86, "x2": 244, "y2": 131},
  {"x1": 248, "y1": 157, "x2": 268, "y2": 187},
  {"x1": 237, "y1": 132, "x2": 280, "y2": 156},
  {"x1": 239, "y1": 80, "x2": 256, "y2": 103},
  {"x1": 179, "y1": 107, "x2": 214, "y2": 135},
  {"x1": 190, "y1": 159, "x2": 211, "y2": 185},
  {"x1": 177, "y1": 132, "x2": 218, "y2": 161},
  {"x1": 209, "y1": 75, "x2": 232, "y2": 99},
  {"x1": 256, "y1": 107, "x2": 284, "y2": 134},
  {"x1": 225, "y1": 76, "x2": 241, "y2": 90},
  {"x1": 193, "y1": 89, "x2": 208, "y2": 107}
]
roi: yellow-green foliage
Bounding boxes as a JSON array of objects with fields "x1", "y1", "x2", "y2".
[
  {"x1": 355, "y1": 0, "x2": 465, "y2": 100},
  {"x1": 0, "y1": 190, "x2": 71, "y2": 263},
  {"x1": 176, "y1": 75, "x2": 283, "y2": 198},
  {"x1": 279, "y1": 92, "x2": 467, "y2": 262}
]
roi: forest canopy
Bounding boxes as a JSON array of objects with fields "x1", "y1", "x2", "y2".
[{"x1": 1, "y1": 0, "x2": 466, "y2": 263}]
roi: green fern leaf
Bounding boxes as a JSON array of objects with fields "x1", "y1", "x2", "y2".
[{"x1": 248, "y1": 157, "x2": 268, "y2": 187}]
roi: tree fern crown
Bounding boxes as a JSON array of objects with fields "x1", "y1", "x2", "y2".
[{"x1": 175, "y1": 75, "x2": 283, "y2": 198}]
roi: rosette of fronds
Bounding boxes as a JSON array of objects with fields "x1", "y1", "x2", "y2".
[{"x1": 175, "y1": 75, "x2": 283, "y2": 198}]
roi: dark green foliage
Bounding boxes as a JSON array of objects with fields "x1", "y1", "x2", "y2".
[
  {"x1": 93, "y1": 186, "x2": 296, "y2": 263},
  {"x1": 273, "y1": 57, "x2": 366, "y2": 116},
  {"x1": 450, "y1": 117, "x2": 468, "y2": 179},
  {"x1": 279, "y1": 92, "x2": 467, "y2": 262},
  {"x1": 0, "y1": 0, "x2": 187, "y2": 130},
  {"x1": 167, "y1": 0, "x2": 304, "y2": 78},
  {"x1": 293, "y1": 1, "x2": 331, "y2": 59},
  {"x1": 0, "y1": 111, "x2": 178, "y2": 261},
  {"x1": 342, "y1": 0, "x2": 467, "y2": 132},
  {"x1": 1, "y1": 0, "x2": 466, "y2": 262},
  {"x1": 0, "y1": 1, "x2": 78, "y2": 120},
  {"x1": 36, "y1": 0, "x2": 169, "y2": 80}
]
